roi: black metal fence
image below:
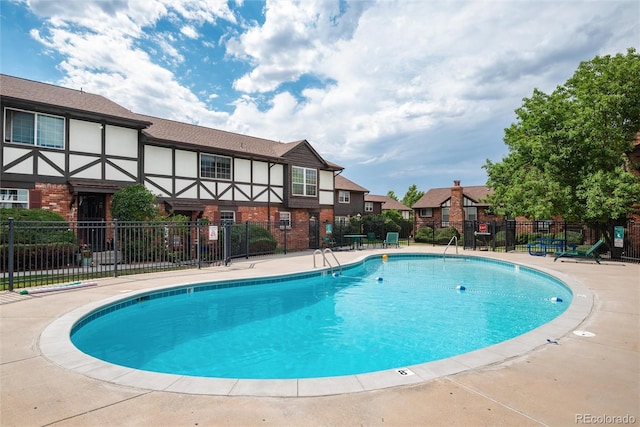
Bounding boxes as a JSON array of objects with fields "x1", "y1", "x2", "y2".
[
  {"x1": 0, "y1": 218, "x2": 322, "y2": 291},
  {"x1": 2, "y1": 217, "x2": 638, "y2": 291},
  {"x1": 415, "y1": 219, "x2": 640, "y2": 262}
]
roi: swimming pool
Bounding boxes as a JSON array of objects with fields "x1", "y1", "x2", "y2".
[{"x1": 70, "y1": 254, "x2": 572, "y2": 380}]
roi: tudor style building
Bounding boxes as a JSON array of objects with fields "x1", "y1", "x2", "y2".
[
  {"x1": 333, "y1": 174, "x2": 368, "y2": 223},
  {"x1": 412, "y1": 180, "x2": 494, "y2": 234},
  {"x1": 364, "y1": 194, "x2": 411, "y2": 219},
  {"x1": 0, "y1": 74, "x2": 342, "y2": 249}
]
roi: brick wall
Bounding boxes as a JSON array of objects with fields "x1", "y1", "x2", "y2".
[
  {"x1": 34, "y1": 183, "x2": 74, "y2": 221},
  {"x1": 414, "y1": 209, "x2": 443, "y2": 232}
]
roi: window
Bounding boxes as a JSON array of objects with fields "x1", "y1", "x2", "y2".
[
  {"x1": 535, "y1": 220, "x2": 552, "y2": 233},
  {"x1": 292, "y1": 166, "x2": 317, "y2": 196},
  {"x1": 279, "y1": 211, "x2": 291, "y2": 228},
  {"x1": 334, "y1": 216, "x2": 348, "y2": 225},
  {"x1": 464, "y1": 207, "x2": 478, "y2": 221},
  {"x1": 339, "y1": 191, "x2": 350, "y2": 203},
  {"x1": 200, "y1": 154, "x2": 231, "y2": 179},
  {"x1": 364, "y1": 202, "x2": 373, "y2": 212},
  {"x1": 4, "y1": 108, "x2": 64, "y2": 149},
  {"x1": 441, "y1": 207, "x2": 450, "y2": 227},
  {"x1": 420, "y1": 208, "x2": 432, "y2": 217},
  {"x1": 0, "y1": 189, "x2": 28, "y2": 208},
  {"x1": 220, "y1": 211, "x2": 235, "y2": 224}
]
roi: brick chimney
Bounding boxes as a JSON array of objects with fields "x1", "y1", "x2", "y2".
[{"x1": 449, "y1": 180, "x2": 464, "y2": 228}]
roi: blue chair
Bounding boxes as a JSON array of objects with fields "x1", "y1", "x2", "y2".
[
  {"x1": 322, "y1": 235, "x2": 337, "y2": 249},
  {"x1": 365, "y1": 232, "x2": 379, "y2": 248},
  {"x1": 383, "y1": 232, "x2": 399, "y2": 248}
]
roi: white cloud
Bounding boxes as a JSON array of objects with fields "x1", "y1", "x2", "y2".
[
  {"x1": 180, "y1": 25, "x2": 199, "y2": 39},
  {"x1": 227, "y1": 0, "x2": 367, "y2": 93},
  {"x1": 15, "y1": 0, "x2": 640, "y2": 193},
  {"x1": 25, "y1": 0, "x2": 233, "y2": 127},
  {"x1": 226, "y1": 0, "x2": 638, "y2": 180}
]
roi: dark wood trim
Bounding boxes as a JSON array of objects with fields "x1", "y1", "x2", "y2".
[
  {"x1": 175, "y1": 181, "x2": 198, "y2": 198},
  {"x1": 69, "y1": 157, "x2": 101, "y2": 176},
  {"x1": 104, "y1": 158, "x2": 138, "y2": 182},
  {"x1": 37, "y1": 152, "x2": 66, "y2": 176}
]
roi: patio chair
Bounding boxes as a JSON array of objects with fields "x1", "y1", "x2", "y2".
[
  {"x1": 322, "y1": 235, "x2": 337, "y2": 249},
  {"x1": 554, "y1": 238, "x2": 605, "y2": 264},
  {"x1": 365, "y1": 232, "x2": 379, "y2": 248},
  {"x1": 382, "y1": 232, "x2": 399, "y2": 248}
]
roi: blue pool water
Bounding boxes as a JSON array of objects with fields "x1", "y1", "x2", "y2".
[{"x1": 71, "y1": 255, "x2": 572, "y2": 379}]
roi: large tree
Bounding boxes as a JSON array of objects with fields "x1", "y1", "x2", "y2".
[
  {"x1": 401, "y1": 184, "x2": 424, "y2": 208},
  {"x1": 484, "y1": 48, "x2": 640, "y2": 244}
]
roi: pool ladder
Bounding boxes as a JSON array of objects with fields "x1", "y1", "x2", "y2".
[
  {"x1": 313, "y1": 248, "x2": 342, "y2": 274},
  {"x1": 443, "y1": 235, "x2": 458, "y2": 256}
]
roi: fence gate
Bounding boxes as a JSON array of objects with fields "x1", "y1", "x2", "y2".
[
  {"x1": 463, "y1": 220, "x2": 476, "y2": 249},
  {"x1": 308, "y1": 214, "x2": 319, "y2": 249}
]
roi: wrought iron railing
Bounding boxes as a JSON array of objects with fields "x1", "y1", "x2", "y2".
[{"x1": 2, "y1": 217, "x2": 637, "y2": 291}]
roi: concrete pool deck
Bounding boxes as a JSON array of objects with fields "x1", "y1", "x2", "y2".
[{"x1": 1, "y1": 246, "x2": 638, "y2": 426}]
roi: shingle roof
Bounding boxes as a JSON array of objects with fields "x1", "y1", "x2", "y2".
[
  {"x1": 335, "y1": 175, "x2": 369, "y2": 192},
  {"x1": 0, "y1": 74, "x2": 148, "y2": 125},
  {"x1": 365, "y1": 194, "x2": 411, "y2": 211},
  {"x1": 141, "y1": 117, "x2": 344, "y2": 167},
  {"x1": 1, "y1": 74, "x2": 343, "y2": 168},
  {"x1": 138, "y1": 113, "x2": 288, "y2": 159},
  {"x1": 413, "y1": 185, "x2": 492, "y2": 208}
]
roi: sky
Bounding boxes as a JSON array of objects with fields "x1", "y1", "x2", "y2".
[{"x1": 1, "y1": 0, "x2": 638, "y2": 197}]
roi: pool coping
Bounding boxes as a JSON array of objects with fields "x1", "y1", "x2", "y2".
[{"x1": 39, "y1": 253, "x2": 593, "y2": 397}]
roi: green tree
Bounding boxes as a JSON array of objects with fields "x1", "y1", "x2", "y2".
[
  {"x1": 484, "y1": 48, "x2": 640, "y2": 247},
  {"x1": 401, "y1": 184, "x2": 424, "y2": 208},
  {"x1": 387, "y1": 190, "x2": 398, "y2": 201},
  {"x1": 111, "y1": 184, "x2": 160, "y2": 221}
]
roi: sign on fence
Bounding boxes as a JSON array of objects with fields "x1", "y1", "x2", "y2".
[{"x1": 209, "y1": 225, "x2": 218, "y2": 240}]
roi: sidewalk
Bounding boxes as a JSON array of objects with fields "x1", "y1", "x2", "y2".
[{"x1": 1, "y1": 246, "x2": 638, "y2": 426}]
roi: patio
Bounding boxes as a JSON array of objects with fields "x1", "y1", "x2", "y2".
[{"x1": 1, "y1": 246, "x2": 638, "y2": 426}]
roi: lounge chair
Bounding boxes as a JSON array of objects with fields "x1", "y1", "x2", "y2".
[
  {"x1": 554, "y1": 238, "x2": 605, "y2": 264},
  {"x1": 383, "y1": 232, "x2": 399, "y2": 248}
]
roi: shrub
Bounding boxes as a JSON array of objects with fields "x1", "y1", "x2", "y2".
[
  {"x1": 384, "y1": 218, "x2": 401, "y2": 233},
  {"x1": 434, "y1": 227, "x2": 460, "y2": 245},
  {"x1": 415, "y1": 226, "x2": 435, "y2": 243},
  {"x1": 516, "y1": 232, "x2": 551, "y2": 245},
  {"x1": 1, "y1": 243, "x2": 76, "y2": 271},
  {"x1": 0, "y1": 208, "x2": 67, "y2": 222},
  {"x1": 0, "y1": 209, "x2": 76, "y2": 270},
  {"x1": 229, "y1": 224, "x2": 277, "y2": 256},
  {"x1": 119, "y1": 229, "x2": 163, "y2": 263},
  {"x1": 493, "y1": 230, "x2": 506, "y2": 246},
  {"x1": 556, "y1": 231, "x2": 584, "y2": 246},
  {"x1": 111, "y1": 184, "x2": 159, "y2": 221}
]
